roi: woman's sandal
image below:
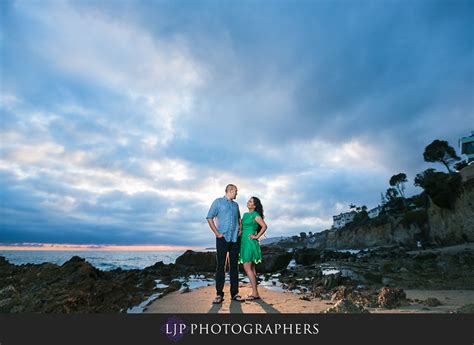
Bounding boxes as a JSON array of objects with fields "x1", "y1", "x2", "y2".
[
  {"x1": 212, "y1": 295, "x2": 224, "y2": 304},
  {"x1": 245, "y1": 295, "x2": 261, "y2": 301}
]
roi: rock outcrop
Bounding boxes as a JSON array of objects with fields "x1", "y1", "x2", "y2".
[
  {"x1": 0, "y1": 255, "x2": 182, "y2": 313},
  {"x1": 258, "y1": 245, "x2": 293, "y2": 273},
  {"x1": 175, "y1": 250, "x2": 217, "y2": 271}
]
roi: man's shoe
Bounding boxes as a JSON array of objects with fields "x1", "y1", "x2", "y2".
[{"x1": 212, "y1": 295, "x2": 224, "y2": 304}]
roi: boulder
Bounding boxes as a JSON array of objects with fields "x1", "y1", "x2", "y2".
[
  {"x1": 423, "y1": 297, "x2": 442, "y2": 307},
  {"x1": 331, "y1": 285, "x2": 350, "y2": 302},
  {"x1": 377, "y1": 287, "x2": 407, "y2": 309},
  {"x1": 175, "y1": 250, "x2": 217, "y2": 272},
  {"x1": 61, "y1": 256, "x2": 102, "y2": 281},
  {"x1": 324, "y1": 298, "x2": 369, "y2": 313},
  {"x1": 258, "y1": 246, "x2": 293, "y2": 273},
  {"x1": 320, "y1": 250, "x2": 354, "y2": 262},
  {"x1": 313, "y1": 273, "x2": 345, "y2": 291},
  {"x1": 294, "y1": 248, "x2": 321, "y2": 265},
  {"x1": 0, "y1": 256, "x2": 11, "y2": 267},
  {"x1": 456, "y1": 303, "x2": 474, "y2": 313}
]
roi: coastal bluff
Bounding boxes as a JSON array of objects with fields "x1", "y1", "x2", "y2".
[{"x1": 307, "y1": 179, "x2": 474, "y2": 250}]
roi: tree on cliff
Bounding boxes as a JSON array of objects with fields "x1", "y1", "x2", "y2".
[
  {"x1": 385, "y1": 187, "x2": 399, "y2": 201},
  {"x1": 389, "y1": 173, "x2": 408, "y2": 199},
  {"x1": 414, "y1": 168, "x2": 462, "y2": 209},
  {"x1": 384, "y1": 187, "x2": 405, "y2": 213},
  {"x1": 423, "y1": 140, "x2": 460, "y2": 173}
]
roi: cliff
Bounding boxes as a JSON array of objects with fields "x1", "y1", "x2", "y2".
[
  {"x1": 309, "y1": 179, "x2": 474, "y2": 250},
  {"x1": 428, "y1": 178, "x2": 474, "y2": 245}
]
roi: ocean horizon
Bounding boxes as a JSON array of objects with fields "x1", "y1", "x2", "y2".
[{"x1": 0, "y1": 249, "x2": 197, "y2": 271}]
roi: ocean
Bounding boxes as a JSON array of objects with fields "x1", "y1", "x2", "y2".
[{"x1": 0, "y1": 250, "x2": 188, "y2": 271}]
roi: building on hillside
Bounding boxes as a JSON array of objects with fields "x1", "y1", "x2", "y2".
[
  {"x1": 332, "y1": 211, "x2": 357, "y2": 229},
  {"x1": 459, "y1": 131, "x2": 474, "y2": 163},
  {"x1": 368, "y1": 205, "x2": 382, "y2": 219}
]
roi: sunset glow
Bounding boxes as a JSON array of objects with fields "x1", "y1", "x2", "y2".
[{"x1": 0, "y1": 243, "x2": 205, "y2": 251}]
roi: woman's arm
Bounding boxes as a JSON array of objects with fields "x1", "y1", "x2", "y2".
[{"x1": 249, "y1": 216, "x2": 267, "y2": 240}]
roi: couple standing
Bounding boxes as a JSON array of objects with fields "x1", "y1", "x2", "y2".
[{"x1": 206, "y1": 184, "x2": 267, "y2": 304}]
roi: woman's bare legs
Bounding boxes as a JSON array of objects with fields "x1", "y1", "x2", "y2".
[
  {"x1": 252, "y1": 263, "x2": 257, "y2": 282},
  {"x1": 243, "y1": 262, "x2": 259, "y2": 297}
]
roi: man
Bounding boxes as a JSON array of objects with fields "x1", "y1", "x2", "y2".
[{"x1": 206, "y1": 184, "x2": 243, "y2": 304}]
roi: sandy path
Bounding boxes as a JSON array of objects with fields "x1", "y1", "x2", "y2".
[
  {"x1": 144, "y1": 283, "x2": 330, "y2": 313},
  {"x1": 143, "y1": 283, "x2": 473, "y2": 314}
]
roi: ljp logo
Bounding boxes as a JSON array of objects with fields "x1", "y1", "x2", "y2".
[{"x1": 161, "y1": 316, "x2": 188, "y2": 342}]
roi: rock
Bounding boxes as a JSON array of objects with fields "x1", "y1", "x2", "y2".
[
  {"x1": 259, "y1": 246, "x2": 293, "y2": 273},
  {"x1": 64, "y1": 256, "x2": 86, "y2": 263},
  {"x1": 435, "y1": 254, "x2": 458, "y2": 274},
  {"x1": 143, "y1": 261, "x2": 165, "y2": 273},
  {"x1": 456, "y1": 303, "x2": 474, "y2": 313},
  {"x1": 347, "y1": 288, "x2": 379, "y2": 308},
  {"x1": 363, "y1": 272, "x2": 383, "y2": 284},
  {"x1": 320, "y1": 273, "x2": 344, "y2": 290},
  {"x1": 377, "y1": 287, "x2": 407, "y2": 309},
  {"x1": 175, "y1": 250, "x2": 217, "y2": 272},
  {"x1": 324, "y1": 298, "x2": 369, "y2": 313},
  {"x1": 294, "y1": 248, "x2": 321, "y2": 265},
  {"x1": 331, "y1": 286, "x2": 349, "y2": 302},
  {"x1": 0, "y1": 256, "x2": 185, "y2": 313},
  {"x1": 381, "y1": 277, "x2": 395, "y2": 286},
  {"x1": 0, "y1": 256, "x2": 12, "y2": 266},
  {"x1": 61, "y1": 256, "x2": 102, "y2": 282},
  {"x1": 320, "y1": 250, "x2": 353, "y2": 262},
  {"x1": 423, "y1": 297, "x2": 442, "y2": 307},
  {"x1": 0, "y1": 285, "x2": 19, "y2": 301}
]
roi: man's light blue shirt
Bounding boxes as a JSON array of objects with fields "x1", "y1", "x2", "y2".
[{"x1": 206, "y1": 196, "x2": 240, "y2": 242}]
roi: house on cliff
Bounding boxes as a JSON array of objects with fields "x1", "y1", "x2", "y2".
[
  {"x1": 332, "y1": 211, "x2": 356, "y2": 229},
  {"x1": 459, "y1": 131, "x2": 474, "y2": 163}
]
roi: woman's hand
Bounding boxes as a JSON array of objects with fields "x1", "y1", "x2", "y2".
[
  {"x1": 248, "y1": 234, "x2": 259, "y2": 240},
  {"x1": 216, "y1": 232, "x2": 224, "y2": 238}
]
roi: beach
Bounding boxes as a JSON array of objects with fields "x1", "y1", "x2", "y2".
[
  {"x1": 1, "y1": 243, "x2": 473, "y2": 314},
  {"x1": 143, "y1": 282, "x2": 474, "y2": 314}
]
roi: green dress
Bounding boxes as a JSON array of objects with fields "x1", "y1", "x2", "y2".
[{"x1": 238, "y1": 211, "x2": 263, "y2": 264}]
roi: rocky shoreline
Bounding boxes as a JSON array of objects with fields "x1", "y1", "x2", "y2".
[
  {"x1": 279, "y1": 243, "x2": 474, "y2": 312},
  {"x1": 1, "y1": 243, "x2": 473, "y2": 313}
]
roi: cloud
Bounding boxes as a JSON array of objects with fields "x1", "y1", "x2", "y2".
[{"x1": 0, "y1": 0, "x2": 472, "y2": 247}]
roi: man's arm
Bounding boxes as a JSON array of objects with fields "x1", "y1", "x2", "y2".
[
  {"x1": 207, "y1": 218, "x2": 223, "y2": 238},
  {"x1": 206, "y1": 199, "x2": 223, "y2": 238},
  {"x1": 237, "y1": 208, "x2": 242, "y2": 237}
]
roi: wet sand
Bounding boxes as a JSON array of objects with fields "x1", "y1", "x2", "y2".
[{"x1": 144, "y1": 283, "x2": 474, "y2": 314}]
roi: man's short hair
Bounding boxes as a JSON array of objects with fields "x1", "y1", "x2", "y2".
[{"x1": 225, "y1": 184, "x2": 237, "y2": 193}]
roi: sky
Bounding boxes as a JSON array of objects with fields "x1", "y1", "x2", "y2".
[{"x1": 1, "y1": 0, "x2": 473, "y2": 249}]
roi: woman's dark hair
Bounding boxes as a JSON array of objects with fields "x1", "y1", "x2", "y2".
[
  {"x1": 251, "y1": 196, "x2": 264, "y2": 219},
  {"x1": 251, "y1": 196, "x2": 264, "y2": 234}
]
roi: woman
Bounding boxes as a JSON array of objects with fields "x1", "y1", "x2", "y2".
[{"x1": 237, "y1": 196, "x2": 267, "y2": 301}]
